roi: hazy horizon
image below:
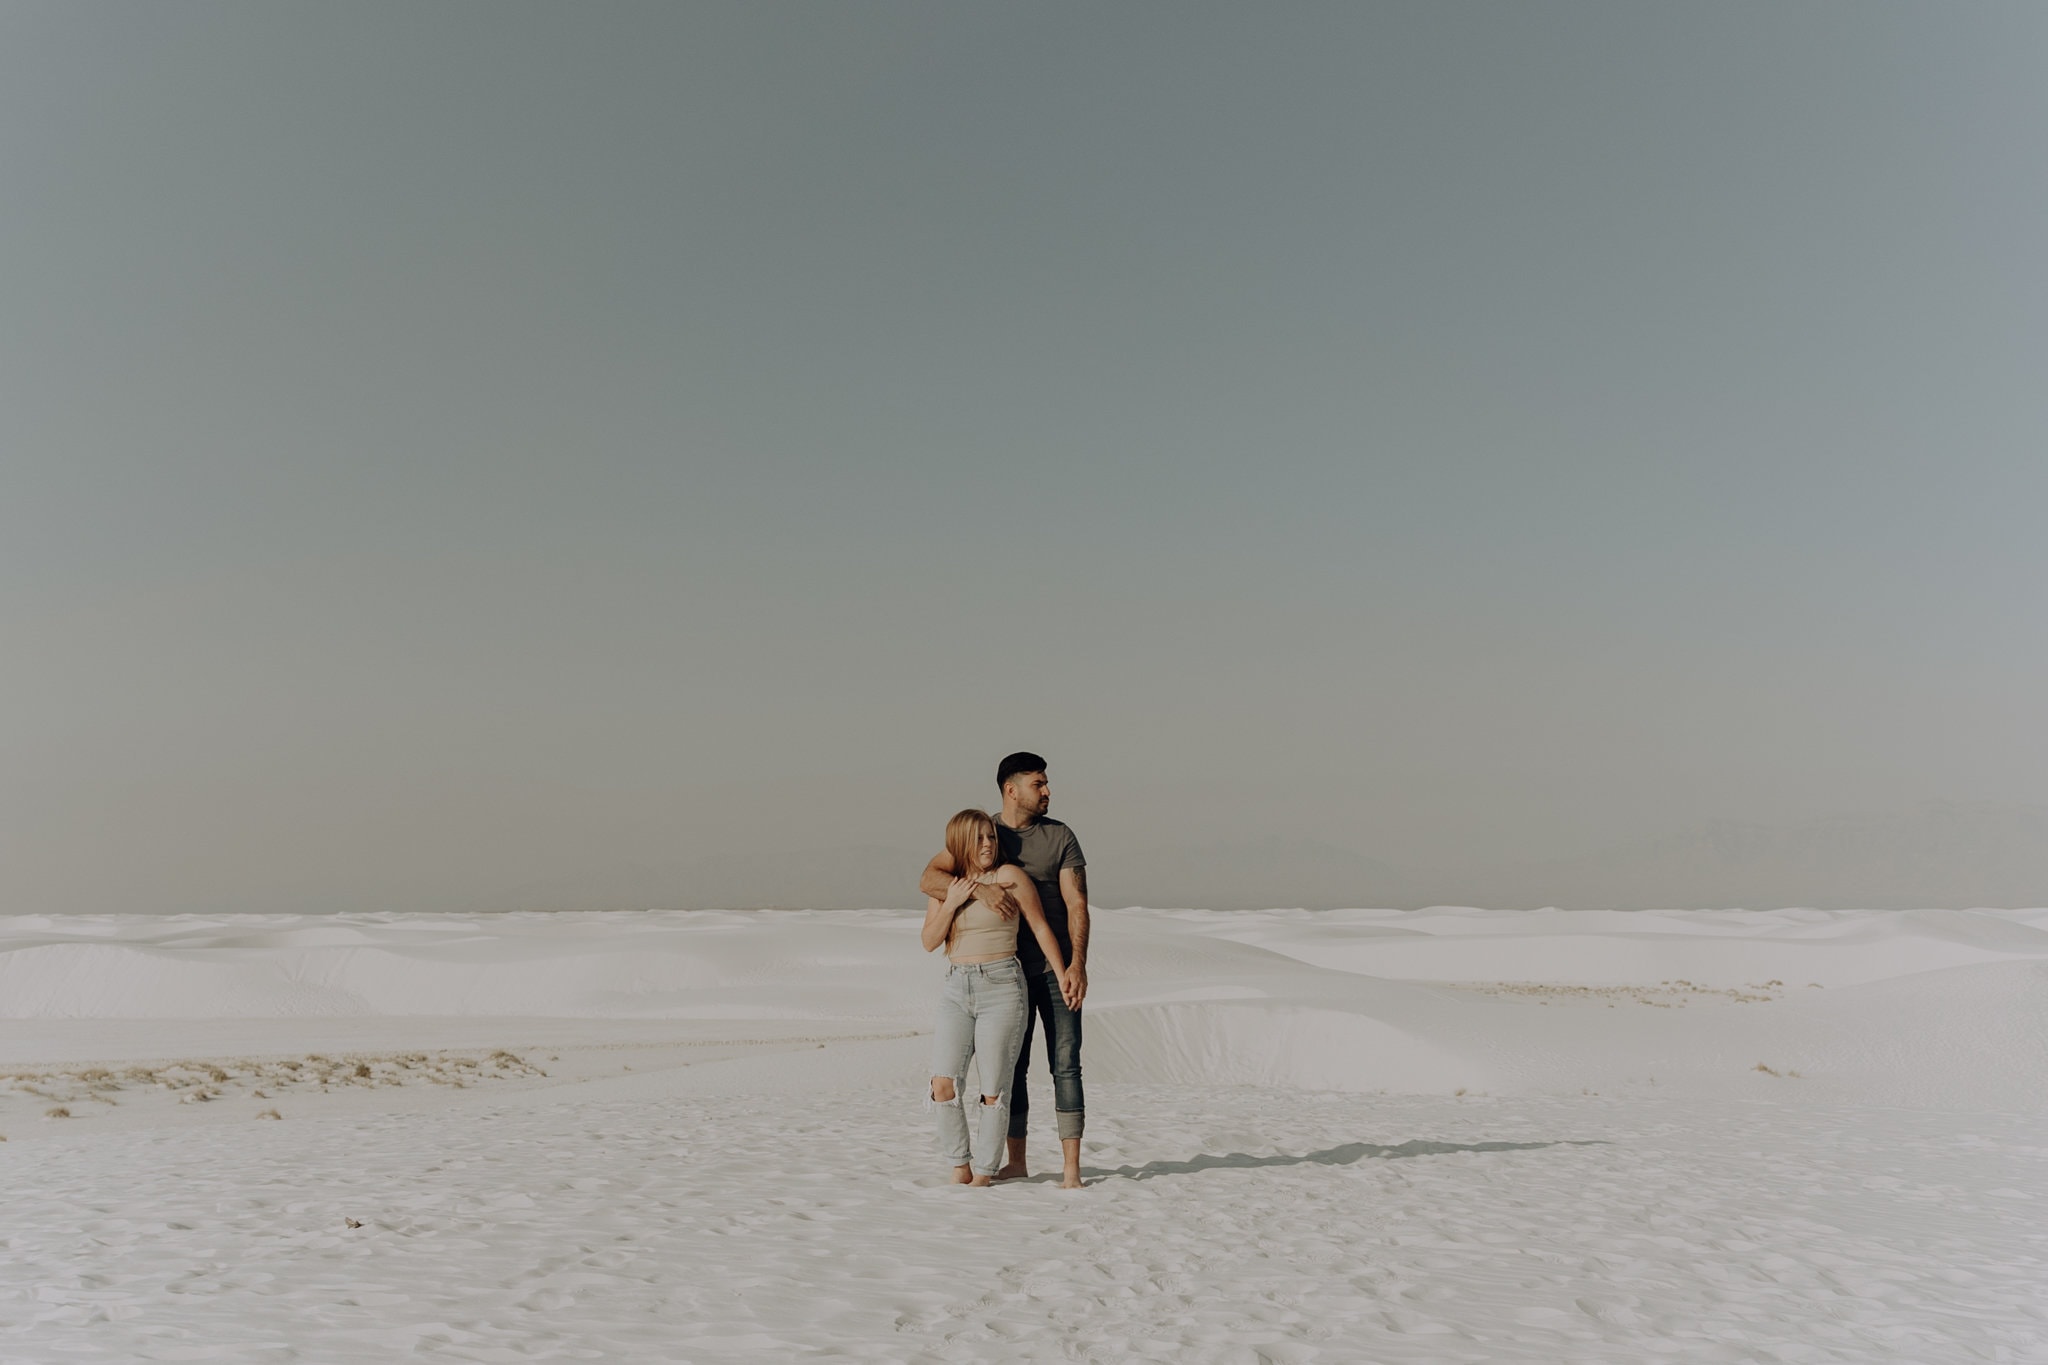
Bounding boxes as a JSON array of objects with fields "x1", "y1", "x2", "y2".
[{"x1": 6, "y1": 3, "x2": 2046, "y2": 915}]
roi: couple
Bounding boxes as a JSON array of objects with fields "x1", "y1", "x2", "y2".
[{"x1": 917, "y1": 751, "x2": 1089, "y2": 1190}]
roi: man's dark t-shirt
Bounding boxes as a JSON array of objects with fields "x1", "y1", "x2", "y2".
[{"x1": 994, "y1": 815, "x2": 1086, "y2": 971}]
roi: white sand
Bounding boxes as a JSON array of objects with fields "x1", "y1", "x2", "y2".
[{"x1": 4, "y1": 907, "x2": 2046, "y2": 1361}]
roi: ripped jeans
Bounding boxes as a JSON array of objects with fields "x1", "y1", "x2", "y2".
[{"x1": 930, "y1": 957, "x2": 1028, "y2": 1177}]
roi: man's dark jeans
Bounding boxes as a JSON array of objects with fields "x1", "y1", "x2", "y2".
[{"x1": 1008, "y1": 965, "x2": 1083, "y2": 1142}]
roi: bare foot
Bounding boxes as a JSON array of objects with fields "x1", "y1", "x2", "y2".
[
  {"x1": 949, "y1": 1164, "x2": 973, "y2": 1185},
  {"x1": 995, "y1": 1161, "x2": 1029, "y2": 1181},
  {"x1": 1058, "y1": 1171, "x2": 1083, "y2": 1189},
  {"x1": 969, "y1": 1173, "x2": 993, "y2": 1187}
]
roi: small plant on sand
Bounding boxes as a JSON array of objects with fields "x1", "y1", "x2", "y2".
[
  {"x1": 257, "y1": 1108, "x2": 282, "y2": 1120},
  {"x1": 44, "y1": 1106, "x2": 70, "y2": 1119}
]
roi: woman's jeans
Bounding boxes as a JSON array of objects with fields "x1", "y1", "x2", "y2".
[{"x1": 931, "y1": 957, "x2": 1029, "y2": 1177}]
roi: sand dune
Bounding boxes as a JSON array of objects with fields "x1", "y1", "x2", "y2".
[{"x1": 3, "y1": 906, "x2": 2043, "y2": 1361}]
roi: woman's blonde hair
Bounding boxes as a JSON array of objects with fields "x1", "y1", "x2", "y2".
[{"x1": 944, "y1": 808, "x2": 998, "y2": 879}]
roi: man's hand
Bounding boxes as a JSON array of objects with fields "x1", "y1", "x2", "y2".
[
  {"x1": 1061, "y1": 963, "x2": 1087, "y2": 1009},
  {"x1": 1058, "y1": 864, "x2": 1089, "y2": 1008},
  {"x1": 973, "y1": 880, "x2": 1020, "y2": 920}
]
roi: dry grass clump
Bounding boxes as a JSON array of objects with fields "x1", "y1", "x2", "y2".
[
  {"x1": 256, "y1": 1108, "x2": 282, "y2": 1121},
  {"x1": 1752, "y1": 1062, "x2": 1804, "y2": 1078},
  {"x1": 1459, "y1": 979, "x2": 1791, "y2": 1007},
  {"x1": 2, "y1": 1049, "x2": 546, "y2": 1117},
  {"x1": 44, "y1": 1106, "x2": 70, "y2": 1119}
]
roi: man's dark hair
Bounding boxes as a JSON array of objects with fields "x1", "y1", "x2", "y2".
[{"x1": 997, "y1": 751, "x2": 1049, "y2": 791}]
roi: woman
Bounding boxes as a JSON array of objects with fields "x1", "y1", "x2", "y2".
[{"x1": 922, "y1": 808, "x2": 1077, "y2": 1186}]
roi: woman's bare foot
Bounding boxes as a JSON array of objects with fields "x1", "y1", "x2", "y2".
[
  {"x1": 949, "y1": 1164, "x2": 974, "y2": 1184},
  {"x1": 969, "y1": 1173, "x2": 993, "y2": 1187},
  {"x1": 1058, "y1": 1171, "x2": 1083, "y2": 1189}
]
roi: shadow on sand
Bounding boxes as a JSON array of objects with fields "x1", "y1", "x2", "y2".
[{"x1": 1058, "y1": 1137, "x2": 1608, "y2": 1184}]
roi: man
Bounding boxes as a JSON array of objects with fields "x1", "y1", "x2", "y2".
[{"x1": 918, "y1": 751, "x2": 1089, "y2": 1189}]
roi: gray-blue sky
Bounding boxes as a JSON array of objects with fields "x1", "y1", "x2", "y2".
[{"x1": 5, "y1": 2, "x2": 2046, "y2": 912}]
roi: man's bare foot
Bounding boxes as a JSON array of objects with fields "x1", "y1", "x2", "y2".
[
  {"x1": 995, "y1": 1161, "x2": 1029, "y2": 1181},
  {"x1": 949, "y1": 1164, "x2": 973, "y2": 1184},
  {"x1": 969, "y1": 1173, "x2": 993, "y2": 1187},
  {"x1": 1059, "y1": 1136, "x2": 1083, "y2": 1189}
]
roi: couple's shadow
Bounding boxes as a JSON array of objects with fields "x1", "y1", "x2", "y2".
[{"x1": 1010, "y1": 1137, "x2": 1607, "y2": 1185}]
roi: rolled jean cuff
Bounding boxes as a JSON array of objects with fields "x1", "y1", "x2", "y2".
[{"x1": 1056, "y1": 1108, "x2": 1084, "y2": 1141}]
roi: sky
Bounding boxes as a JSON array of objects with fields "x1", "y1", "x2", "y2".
[{"x1": 4, "y1": 2, "x2": 2046, "y2": 913}]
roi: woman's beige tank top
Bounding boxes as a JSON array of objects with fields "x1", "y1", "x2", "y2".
[{"x1": 948, "y1": 888, "x2": 1021, "y2": 960}]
